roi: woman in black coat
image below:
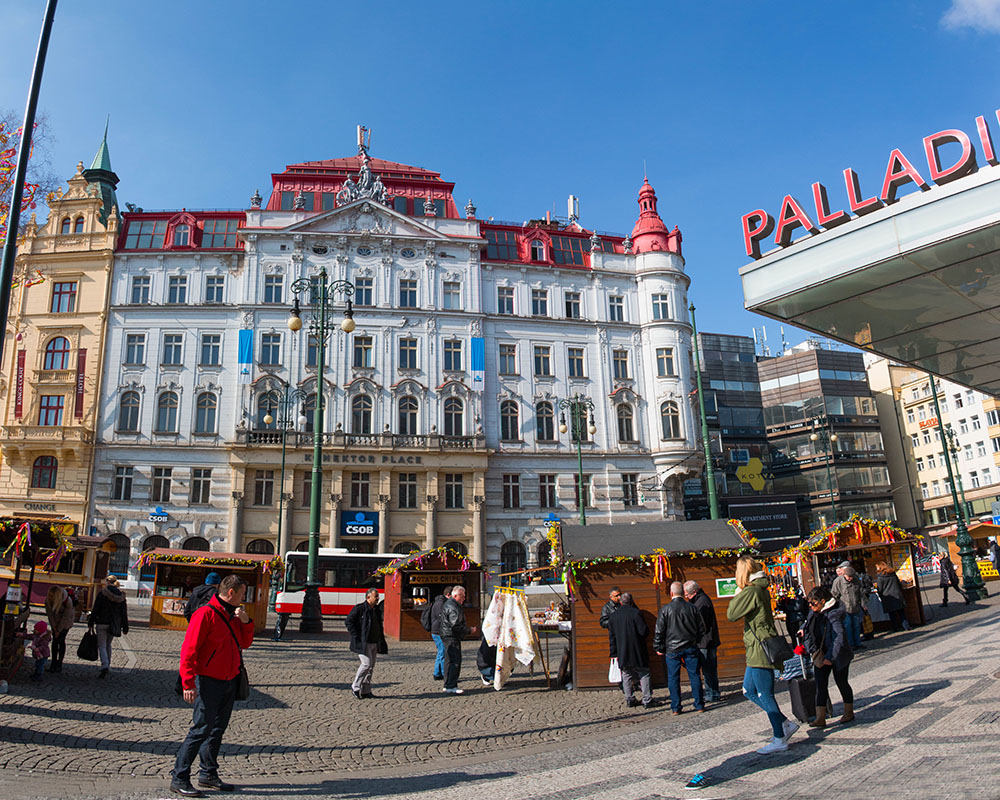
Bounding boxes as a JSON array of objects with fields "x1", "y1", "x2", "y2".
[
  {"x1": 802, "y1": 586, "x2": 854, "y2": 728},
  {"x1": 875, "y1": 561, "x2": 906, "y2": 632}
]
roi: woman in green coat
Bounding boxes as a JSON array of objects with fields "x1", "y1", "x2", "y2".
[{"x1": 726, "y1": 556, "x2": 797, "y2": 754}]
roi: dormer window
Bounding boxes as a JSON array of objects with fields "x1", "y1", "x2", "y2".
[
  {"x1": 530, "y1": 240, "x2": 545, "y2": 261},
  {"x1": 174, "y1": 224, "x2": 190, "y2": 246}
]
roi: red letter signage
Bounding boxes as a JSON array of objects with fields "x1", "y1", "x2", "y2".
[
  {"x1": 924, "y1": 129, "x2": 976, "y2": 185},
  {"x1": 741, "y1": 209, "x2": 774, "y2": 259},
  {"x1": 880, "y1": 148, "x2": 929, "y2": 204},
  {"x1": 773, "y1": 195, "x2": 817, "y2": 247}
]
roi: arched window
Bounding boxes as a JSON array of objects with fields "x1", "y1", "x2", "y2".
[
  {"x1": 500, "y1": 541, "x2": 527, "y2": 586},
  {"x1": 537, "y1": 541, "x2": 552, "y2": 569},
  {"x1": 617, "y1": 404, "x2": 635, "y2": 443},
  {"x1": 393, "y1": 541, "x2": 419, "y2": 555},
  {"x1": 352, "y1": 394, "x2": 373, "y2": 434},
  {"x1": 302, "y1": 393, "x2": 316, "y2": 434},
  {"x1": 60, "y1": 217, "x2": 71, "y2": 235},
  {"x1": 443, "y1": 397, "x2": 463, "y2": 436},
  {"x1": 444, "y1": 541, "x2": 468, "y2": 555},
  {"x1": 246, "y1": 538, "x2": 274, "y2": 555},
  {"x1": 257, "y1": 392, "x2": 279, "y2": 429},
  {"x1": 139, "y1": 534, "x2": 169, "y2": 581},
  {"x1": 182, "y1": 536, "x2": 210, "y2": 551},
  {"x1": 73, "y1": 217, "x2": 84, "y2": 234},
  {"x1": 530, "y1": 239, "x2": 545, "y2": 261},
  {"x1": 31, "y1": 456, "x2": 57, "y2": 488},
  {"x1": 660, "y1": 401, "x2": 681, "y2": 439},
  {"x1": 398, "y1": 397, "x2": 418, "y2": 435},
  {"x1": 293, "y1": 541, "x2": 309, "y2": 552},
  {"x1": 500, "y1": 400, "x2": 519, "y2": 441},
  {"x1": 43, "y1": 337, "x2": 70, "y2": 370},
  {"x1": 118, "y1": 391, "x2": 140, "y2": 433},
  {"x1": 195, "y1": 392, "x2": 218, "y2": 434},
  {"x1": 173, "y1": 224, "x2": 190, "y2": 246},
  {"x1": 156, "y1": 391, "x2": 179, "y2": 433},
  {"x1": 536, "y1": 401, "x2": 554, "y2": 441},
  {"x1": 107, "y1": 533, "x2": 131, "y2": 577}
]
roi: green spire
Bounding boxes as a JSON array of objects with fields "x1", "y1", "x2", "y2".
[{"x1": 89, "y1": 116, "x2": 112, "y2": 173}]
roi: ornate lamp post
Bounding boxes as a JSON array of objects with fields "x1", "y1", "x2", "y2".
[
  {"x1": 264, "y1": 385, "x2": 309, "y2": 612},
  {"x1": 942, "y1": 424, "x2": 971, "y2": 525},
  {"x1": 558, "y1": 394, "x2": 596, "y2": 526},
  {"x1": 810, "y1": 417, "x2": 839, "y2": 524},
  {"x1": 689, "y1": 304, "x2": 719, "y2": 519},
  {"x1": 287, "y1": 269, "x2": 355, "y2": 632}
]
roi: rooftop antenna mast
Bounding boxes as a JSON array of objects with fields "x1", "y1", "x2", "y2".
[
  {"x1": 761, "y1": 325, "x2": 771, "y2": 357},
  {"x1": 779, "y1": 326, "x2": 789, "y2": 357}
]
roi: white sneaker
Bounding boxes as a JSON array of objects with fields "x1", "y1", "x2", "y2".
[
  {"x1": 782, "y1": 720, "x2": 800, "y2": 741},
  {"x1": 444, "y1": 687, "x2": 464, "y2": 694},
  {"x1": 481, "y1": 675, "x2": 491, "y2": 686},
  {"x1": 757, "y1": 737, "x2": 789, "y2": 754}
]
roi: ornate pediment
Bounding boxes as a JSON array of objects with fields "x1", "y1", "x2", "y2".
[{"x1": 284, "y1": 200, "x2": 448, "y2": 241}]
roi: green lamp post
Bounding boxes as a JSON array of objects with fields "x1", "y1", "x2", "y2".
[
  {"x1": 689, "y1": 304, "x2": 719, "y2": 519},
  {"x1": 558, "y1": 394, "x2": 596, "y2": 526},
  {"x1": 810, "y1": 416, "x2": 839, "y2": 524}
]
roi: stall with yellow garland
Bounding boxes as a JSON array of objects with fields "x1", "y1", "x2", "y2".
[
  {"x1": 779, "y1": 515, "x2": 926, "y2": 630},
  {"x1": 136, "y1": 549, "x2": 282, "y2": 633}
]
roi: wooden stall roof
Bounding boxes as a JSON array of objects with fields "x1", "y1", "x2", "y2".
[
  {"x1": 928, "y1": 521, "x2": 1000, "y2": 538},
  {"x1": 0, "y1": 518, "x2": 77, "y2": 550},
  {"x1": 561, "y1": 518, "x2": 750, "y2": 560},
  {"x1": 382, "y1": 547, "x2": 485, "y2": 571},
  {"x1": 145, "y1": 548, "x2": 276, "y2": 564}
]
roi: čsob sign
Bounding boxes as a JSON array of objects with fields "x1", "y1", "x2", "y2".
[
  {"x1": 742, "y1": 109, "x2": 1000, "y2": 259},
  {"x1": 343, "y1": 511, "x2": 378, "y2": 537}
]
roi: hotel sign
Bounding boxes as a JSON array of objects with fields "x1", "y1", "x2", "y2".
[
  {"x1": 918, "y1": 417, "x2": 939, "y2": 430},
  {"x1": 742, "y1": 110, "x2": 999, "y2": 259}
]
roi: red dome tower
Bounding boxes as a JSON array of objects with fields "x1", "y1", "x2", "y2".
[{"x1": 630, "y1": 178, "x2": 682, "y2": 256}]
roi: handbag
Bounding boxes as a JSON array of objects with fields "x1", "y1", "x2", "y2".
[
  {"x1": 861, "y1": 611, "x2": 874, "y2": 635},
  {"x1": 210, "y1": 606, "x2": 251, "y2": 701},
  {"x1": 750, "y1": 627, "x2": 794, "y2": 666},
  {"x1": 77, "y1": 629, "x2": 98, "y2": 661}
]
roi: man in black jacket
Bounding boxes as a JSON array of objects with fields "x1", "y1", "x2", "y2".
[
  {"x1": 607, "y1": 593, "x2": 653, "y2": 707},
  {"x1": 345, "y1": 589, "x2": 387, "y2": 699},
  {"x1": 599, "y1": 587, "x2": 622, "y2": 629},
  {"x1": 653, "y1": 581, "x2": 706, "y2": 714},
  {"x1": 440, "y1": 585, "x2": 478, "y2": 694},
  {"x1": 184, "y1": 573, "x2": 220, "y2": 622},
  {"x1": 684, "y1": 580, "x2": 721, "y2": 702}
]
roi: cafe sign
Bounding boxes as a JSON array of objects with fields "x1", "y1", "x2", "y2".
[{"x1": 742, "y1": 109, "x2": 999, "y2": 259}]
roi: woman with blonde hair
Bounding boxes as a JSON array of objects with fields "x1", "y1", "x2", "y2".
[
  {"x1": 44, "y1": 585, "x2": 75, "y2": 673},
  {"x1": 727, "y1": 555, "x2": 797, "y2": 754}
]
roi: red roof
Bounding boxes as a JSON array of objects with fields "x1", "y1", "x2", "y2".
[{"x1": 285, "y1": 155, "x2": 444, "y2": 181}]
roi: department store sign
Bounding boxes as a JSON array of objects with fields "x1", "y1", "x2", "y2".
[{"x1": 742, "y1": 109, "x2": 999, "y2": 259}]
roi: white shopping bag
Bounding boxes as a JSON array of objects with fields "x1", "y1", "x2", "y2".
[{"x1": 608, "y1": 657, "x2": 621, "y2": 683}]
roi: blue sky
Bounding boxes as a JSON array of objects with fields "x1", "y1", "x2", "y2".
[{"x1": 2, "y1": 0, "x2": 999, "y2": 342}]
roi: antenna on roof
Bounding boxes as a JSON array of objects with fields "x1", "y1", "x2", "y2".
[
  {"x1": 761, "y1": 326, "x2": 771, "y2": 357},
  {"x1": 779, "y1": 326, "x2": 789, "y2": 357},
  {"x1": 568, "y1": 195, "x2": 579, "y2": 222}
]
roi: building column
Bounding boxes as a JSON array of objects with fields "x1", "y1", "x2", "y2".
[
  {"x1": 328, "y1": 494, "x2": 342, "y2": 548},
  {"x1": 424, "y1": 496, "x2": 437, "y2": 550},
  {"x1": 227, "y1": 492, "x2": 244, "y2": 552},
  {"x1": 278, "y1": 493, "x2": 293, "y2": 556},
  {"x1": 472, "y1": 496, "x2": 485, "y2": 564},
  {"x1": 377, "y1": 497, "x2": 390, "y2": 554}
]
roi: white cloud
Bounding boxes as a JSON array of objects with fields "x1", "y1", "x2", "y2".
[{"x1": 943, "y1": 0, "x2": 1000, "y2": 32}]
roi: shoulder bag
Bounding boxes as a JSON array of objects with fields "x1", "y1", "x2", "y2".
[
  {"x1": 750, "y1": 625, "x2": 794, "y2": 666},
  {"x1": 210, "y1": 606, "x2": 250, "y2": 701},
  {"x1": 77, "y1": 629, "x2": 98, "y2": 661}
]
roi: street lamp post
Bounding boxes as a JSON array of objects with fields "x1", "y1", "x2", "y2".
[
  {"x1": 558, "y1": 394, "x2": 596, "y2": 526},
  {"x1": 689, "y1": 304, "x2": 719, "y2": 519},
  {"x1": 264, "y1": 385, "x2": 309, "y2": 612},
  {"x1": 288, "y1": 268, "x2": 355, "y2": 632},
  {"x1": 929, "y1": 375, "x2": 986, "y2": 599},
  {"x1": 942, "y1": 424, "x2": 971, "y2": 525},
  {"x1": 810, "y1": 417, "x2": 839, "y2": 523}
]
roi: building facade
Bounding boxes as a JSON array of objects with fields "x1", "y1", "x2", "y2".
[{"x1": 0, "y1": 142, "x2": 118, "y2": 541}]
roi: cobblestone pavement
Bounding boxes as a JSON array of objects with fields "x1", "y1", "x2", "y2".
[{"x1": 2, "y1": 586, "x2": 998, "y2": 800}]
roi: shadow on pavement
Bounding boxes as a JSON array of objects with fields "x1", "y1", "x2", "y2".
[
  {"x1": 0, "y1": 700, "x2": 159, "y2": 724},
  {"x1": 212, "y1": 771, "x2": 517, "y2": 798}
]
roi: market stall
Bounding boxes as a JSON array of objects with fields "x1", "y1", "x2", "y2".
[
  {"x1": 136, "y1": 549, "x2": 281, "y2": 634},
  {"x1": 561, "y1": 518, "x2": 757, "y2": 690},
  {"x1": 781, "y1": 515, "x2": 926, "y2": 630},
  {"x1": 379, "y1": 546, "x2": 485, "y2": 642},
  {"x1": 928, "y1": 521, "x2": 1000, "y2": 581}
]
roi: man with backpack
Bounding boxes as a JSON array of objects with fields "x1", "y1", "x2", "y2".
[
  {"x1": 422, "y1": 586, "x2": 452, "y2": 680},
  {"x1": 184, "y1": 573, "x2": 220, "y2": 621}
]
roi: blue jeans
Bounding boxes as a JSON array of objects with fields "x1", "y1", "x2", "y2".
[
  {"x1": 743, "y1": 666, "x2": 787, "y2": 739},
  {"x1": 843, "y1": 611, "x2": 863, "y2": 647},
  {"x1": 431, "y1": 634, "x2": 446, "y2": 678},
  {"x1": 172, "y1": 675, "x2": 237, "y2": 784},
  {"x1": 665, "y1": 647, "x2": 704, "y2": 712}
]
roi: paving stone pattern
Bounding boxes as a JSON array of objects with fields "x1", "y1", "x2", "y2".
[{"x1": 2, "y1": 586, "x2": 999, "y2": 800}]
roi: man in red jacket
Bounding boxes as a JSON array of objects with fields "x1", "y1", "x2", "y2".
[{"x1": 170, "y1": 574, "x2": 254, "y2": 797}]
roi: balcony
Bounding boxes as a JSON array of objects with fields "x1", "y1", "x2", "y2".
[
  {"x1": 0, "y1": 425, "x2": 94, "y2": 463},
  {"x1": 236, "y1": 428, "x2": 486, "y2": 453}
]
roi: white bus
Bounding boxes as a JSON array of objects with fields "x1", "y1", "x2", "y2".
[{"x1": 275, "y1": 548, "x2": 396, "y2": 617}]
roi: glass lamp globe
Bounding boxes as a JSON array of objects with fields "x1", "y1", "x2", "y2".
[
  {"x1": 263, "y1": 414, "x2": 274, "y2": 426},
  {"x1": 341, "y1": 316, "x2": 356, "y2": 333},
  {"x1": 297, "y1": 414, "x2": 309, "y2": 428},
  {"x1": 588, "y1": 423, "x2": 597, "y2": 435},
  {"x1": 809, "y1": 432, "x2": 819, "y2": 441},
  {"x1": 559, "y1": 423, "x2": 568, "y2": 434},
  {"x1": 288, "y1": 315, "x2": 303, "y2": 332}
]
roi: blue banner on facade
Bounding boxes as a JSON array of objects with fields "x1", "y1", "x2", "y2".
[
  {"x1": 471, "y1": 336, "x2": 485, "y2": 384},
  {"x1": 342, "y1": 510, "x2": 378, "y2": 537},
  {"x1": 238, "y1": 329, "x2": 254, "y2": 364}
]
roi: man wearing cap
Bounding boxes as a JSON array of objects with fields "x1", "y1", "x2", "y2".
[
  {"x1": 185, "y1": 573, "x2": 221, "y2": 622},
  {"x1": 831, "y1": 562, "x2": 865, "y2": 649}
]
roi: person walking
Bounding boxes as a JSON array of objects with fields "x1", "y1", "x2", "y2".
[
  {"x1": 831, "y1": 563, "x2": 865, "y2": 648},
  {"x1": 990, "y1": 539, "x2": 1000, "y2": 572},
  {"x1": 938, "y1": 553, "x2": 970, "y2": 606},
  {"x1": 171, "y1": 574, "x2": 254, "y2": 797},
  {"x1": 801, "y1": 586, "x2": 855, "y2": 727},
  {"x1": 684, "y1": 580, "x2": 721, "y2": 702},
  {"x1": 727, "y1": 556, "x2": 798, "y2": 754},
  {"x1": 875, "y1": 562, "x2": 906, "y2": 632},
  {"x1": 607, "y1": 592, "x2": 653, "y2": 708},
  {"x1": 185, "y1": 572, "x2": 220, "y2": 621},
  {"x1": 440, "y1": 585, "x2": 477, "y2": 694},
  {"x1": 87, "y1": 575, "x2": 129, "y2": 679},
  {"x1": 44, "y1": 585, "x2": 74, "y2": 673},
  {"x1": 654, "y1": 582, "x2": 706, "y2": 714},
  {"x1": 425, "y1": 586, "x2": 452, "y2": 680},
  {"x1": 345, "y1": 588, "x2": 387, "y2": 699}
]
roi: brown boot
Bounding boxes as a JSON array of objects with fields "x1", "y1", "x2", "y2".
[
  {"x1": 809, "y1": 706, "x2": 827, "y2": 728},
  {"x1": 839, "y1": 702, "x2": 855, "y2": 724}
]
